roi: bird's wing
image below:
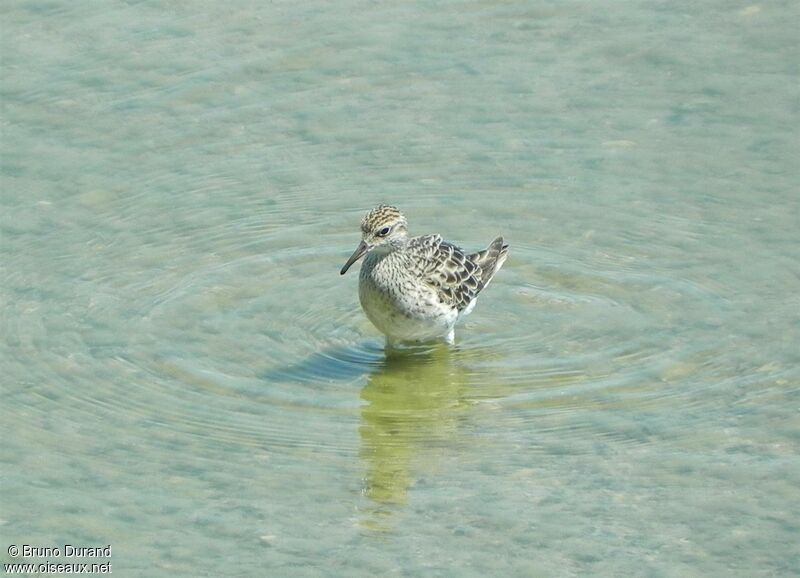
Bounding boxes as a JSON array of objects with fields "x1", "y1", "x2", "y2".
[{"x1": 406, "y1": 235, "x2": 484, "y2": 311}]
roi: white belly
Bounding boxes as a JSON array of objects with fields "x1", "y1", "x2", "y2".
[{"x1": 358, "y1": 276, "x2": 458, "y2": 342}]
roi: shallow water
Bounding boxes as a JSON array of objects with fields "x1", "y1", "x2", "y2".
[{"x1": 2, "y1": 1, "x2": 799, "y2": 576}]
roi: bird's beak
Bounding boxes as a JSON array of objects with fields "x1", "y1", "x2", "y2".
[{"x1": 340, "y1": 240, "x2": 370, "y2": 275}]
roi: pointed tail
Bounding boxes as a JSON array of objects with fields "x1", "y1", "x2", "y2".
[{"x1": 470, "y1": 236, "x2": 508, "y2": 291}]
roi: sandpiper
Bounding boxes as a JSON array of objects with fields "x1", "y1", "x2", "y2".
[{"x1": 340, "y1": 205, "x2": 508, "y2": 344}]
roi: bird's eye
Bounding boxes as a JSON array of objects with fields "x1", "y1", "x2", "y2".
[{"x1": 376, "y1": 226, "x2": 391, "y2": 237}]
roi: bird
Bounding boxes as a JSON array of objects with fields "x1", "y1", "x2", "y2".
[{"x1": 340, "y1": 205, "x2": 508, "y2": 345}]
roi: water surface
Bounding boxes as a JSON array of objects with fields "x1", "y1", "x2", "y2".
[{"x1": 2, "y1": 1, "x2": 799, "y2": 576}]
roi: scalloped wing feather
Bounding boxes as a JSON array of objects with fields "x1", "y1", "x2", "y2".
[{"x1": 406, "y1": 234, "x2": 506, "y2": 312}]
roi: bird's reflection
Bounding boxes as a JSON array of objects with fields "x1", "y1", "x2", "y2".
[{"x1": 359, "y1": 343, "x2": 469, "y2": 531}]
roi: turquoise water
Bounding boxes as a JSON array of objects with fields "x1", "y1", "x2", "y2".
[{"x1": 2, "y1": 1, "x2": 799, "y2": 576}]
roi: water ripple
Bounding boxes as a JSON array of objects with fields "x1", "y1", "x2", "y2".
[{"x1": 0, "y1": 200, "x2": 763, "y2": 462}]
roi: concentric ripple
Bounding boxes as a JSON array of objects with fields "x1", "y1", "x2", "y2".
[
  {"x1": 435, "y1": 239, "x2": 743, "y2": 452},
  {"x1": 2, "y1": 193, "x2": 745, "y2": 464},
  {"x1": 2, "y1": 192, "x2": 385, "y2": 467}
]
